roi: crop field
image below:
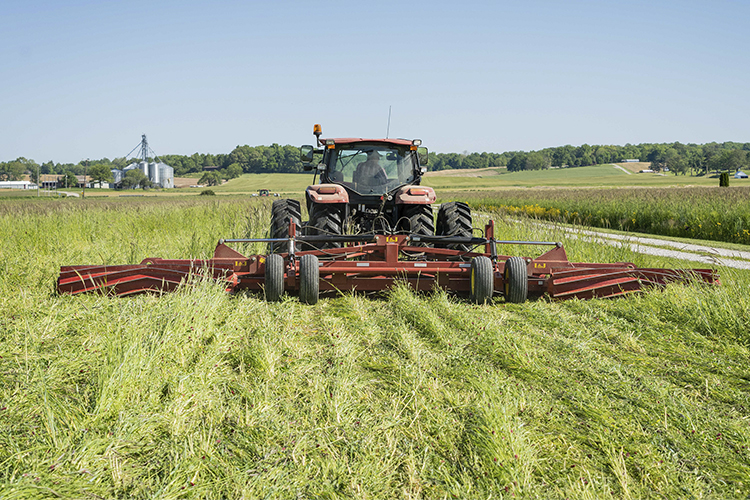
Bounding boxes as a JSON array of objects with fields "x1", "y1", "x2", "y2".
[
  {"x1": 1, "y1": 196, "x2": 750, "y2": 499},
  {"x1": 452, "y1": 186, "x2": 750, "y2": 246},
  {"x1": 423, "y1": 164, "x2": 725, "y2": 190}
]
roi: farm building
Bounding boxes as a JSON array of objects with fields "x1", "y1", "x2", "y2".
[
  {"x1": 0, "y1": 180, "x2": 37, "y2": 189},
  {"x1": 734, "y1": 171, "x2": 748, "y2": 179}
]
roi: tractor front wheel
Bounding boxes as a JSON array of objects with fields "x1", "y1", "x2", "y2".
[{"x1": 503, "y1": 257, "x2": 528, "y2": 304}]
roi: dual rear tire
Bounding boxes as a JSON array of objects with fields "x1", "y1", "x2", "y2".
[
  {"x1": 263, "y1": 253, "x2": 319, "y2": 305},
  {"x1": 470, "y1": 256, "x2": 528, "y2": 304}
]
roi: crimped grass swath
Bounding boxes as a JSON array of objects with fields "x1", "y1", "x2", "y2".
[{"x1": 0, "y1": 196, "x2": 749, "y2": 499}]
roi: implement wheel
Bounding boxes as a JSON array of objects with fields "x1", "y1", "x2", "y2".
[
  {"x1": 503, "y1": 257, "x2": 528, "y2": 304},
  {"x1": 470, "y1": 256, "x2": 493, "y2": 304},
  {"x1": 269, "y1": 199, "x2": 301, "y2": 253},
  {"x1": 264, "y1": 254, "x2": 285, "y2": 302},
  {"x1": 436, "y1": 201, "x2": 472, "y2": 251},
  {"x1": 307, "y1": 203, "x2": 344, "y2": 249},
  {"x1": 299, "y1": 254, "x2": 320, "y2": 305}
]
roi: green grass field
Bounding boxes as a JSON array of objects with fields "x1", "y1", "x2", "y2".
[
  {"x1": 1, "y1": 197, "x2": 749, "y2": 498},
  {"x1": 424, "y1": 164, "x2": 727, "y2": 190}
]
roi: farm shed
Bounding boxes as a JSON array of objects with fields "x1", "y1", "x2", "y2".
[{"x1": 0, "y1": 180, "x2": 37, "y2": 189}]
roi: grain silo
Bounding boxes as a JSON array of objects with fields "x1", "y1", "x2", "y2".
[{"x1": 122, "y1": 135, "x2": 174, "y2": 188}]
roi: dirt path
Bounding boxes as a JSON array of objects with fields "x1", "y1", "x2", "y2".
[{"x1": 610, "y1": 164, "x2": 632, "y2": 175}]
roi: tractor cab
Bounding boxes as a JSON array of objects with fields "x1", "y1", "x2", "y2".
[
  {"x1": 276, "y1": 124, "x2": 442, "y2": 244},
  {"x1": 301, "y1": 135, "x2": 428, "y2": 199},
  {"x1": 320, "y1": 140, "x2": 423, "y2": 196}
]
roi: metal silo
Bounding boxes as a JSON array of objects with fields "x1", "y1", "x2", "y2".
[
  {"x1": 149, "y1": 162, "x2": 160, "y2": 186},
  {"x1": 158, "y1": 162, "x2": 174, "y2": 188}
]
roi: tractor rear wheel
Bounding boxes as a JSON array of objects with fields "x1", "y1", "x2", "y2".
[
  {"x1": 269, "y1": 199, "x2": 302, "y2": 253},
  {"x1": 397, "y1": 204, "x2": 434, "y2": 246},
  {"x1": 503, "y1": 257, "x2": 528, "y2": 304},
  {"x1": 470, "y1": 256, "x2": 493, "y2": 304},
  {"x1": 307, "y1": 203, "x2": 345, "y2": 249},
  {"x1": 436, "y1": 202, "x2": 472, "y2": 251},
  {"x1": 299, "y1": 254, "x2": 320, "y2": 305},
  {"x1": 264, "y1": 254, "x2": 285, "y2": 302}
]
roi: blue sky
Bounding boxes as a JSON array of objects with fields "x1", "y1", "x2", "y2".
[{"x1": 1, "y1": 0, "x2": 748, "y2": 163}]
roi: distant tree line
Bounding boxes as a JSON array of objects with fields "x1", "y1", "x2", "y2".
[
  {"x1": 499, "y1": 141, "x2": 750, "y2": 174},
  {"x1": 3, "y1": 141, "x2": 749, "y2": 183}
]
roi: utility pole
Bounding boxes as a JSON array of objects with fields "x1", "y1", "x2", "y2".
[
  {"x1": 37, "y1": 163, "x2": 40, "y2": 197},
  {"x1": 82, "y1": 159, "x2": 88, "y2": 199}
]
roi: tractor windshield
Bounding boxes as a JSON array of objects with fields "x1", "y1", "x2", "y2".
[{"x1": 327, "y1": 145, "x2": 417, "y2": 195}]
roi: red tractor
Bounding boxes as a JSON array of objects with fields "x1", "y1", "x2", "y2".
[{"x1": 268, "y1": 124, "x2": 472, "y2": 251}]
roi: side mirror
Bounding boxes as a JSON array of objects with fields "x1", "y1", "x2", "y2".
[
  {"x1": 417, "y1": 147, "x2": 429, "y2": 167},
  {"x1": 300, "y1": 145, "x2": 314, "y2": 169}
]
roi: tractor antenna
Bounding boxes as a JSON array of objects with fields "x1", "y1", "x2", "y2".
[{"x1": 386, "y1": 105, "x2": 392, "y2": 138}]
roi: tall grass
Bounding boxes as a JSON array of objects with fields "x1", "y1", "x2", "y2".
[
  {"x1": 452, "y1": 187, "x2": 750, "y2": 245},
  {"x1": 1, "y1": 196, "x2": 749, "y2": 498}
]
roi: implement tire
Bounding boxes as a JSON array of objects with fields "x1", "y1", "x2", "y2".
[
  {"x1": 299, "y1": 254, "x2": 320, "y2": 305},
  {"x1": 264, "y1": 254, "x2": 285, "y2": 302},
  {"x1": 503, "y1": 256, "x2": 528, "y2": 304},
  {"x1": 436, "y1": 202, "x2": 473, "y2": 251},
  {"x1": 307, "y1": 203, "x2": 344, "y2": 249},
  {"x1": 470, "y1": 256, "x2": 493, "y2": 304},
  {"x1": 398, "y1": 204, "x2": 434, "y2": 246},
  {"x1": 269, "y1": 199, "x2": 302, "y2": 253}
]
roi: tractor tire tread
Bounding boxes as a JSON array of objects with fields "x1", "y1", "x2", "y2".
[
  {"x1": 436, "y1": 202, "x2": 472, "y2": 251},
  {"x1": 307, "y1": 204, "x2": 344, "y2": 249},
  {"x1": 398, "y1": 204, "x2": 435, "y2": 245}
]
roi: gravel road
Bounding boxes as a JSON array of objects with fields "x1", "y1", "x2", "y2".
[{"x1": 531, "y1": 221, "x2": 750, "y2": 270}]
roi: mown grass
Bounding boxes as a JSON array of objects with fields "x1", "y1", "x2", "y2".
[{"x1": 1, "y1": 197, "x2": 749, "y2": 498}]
